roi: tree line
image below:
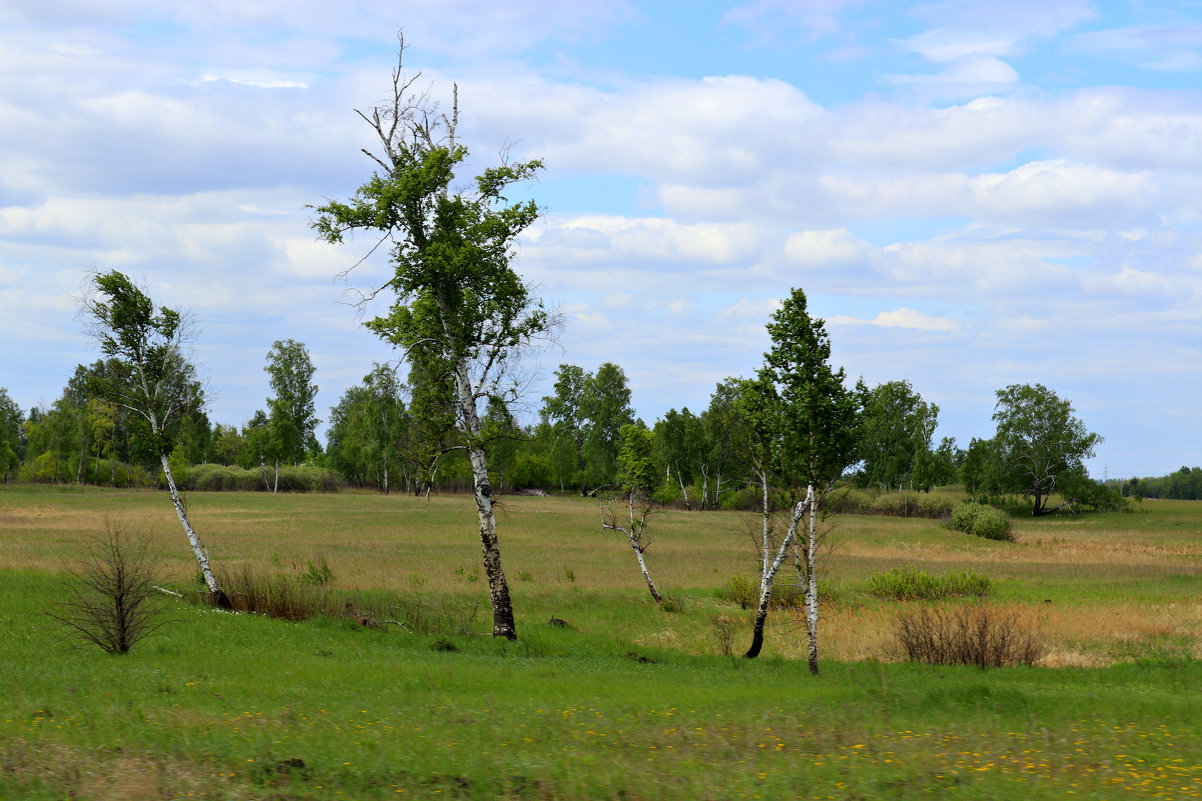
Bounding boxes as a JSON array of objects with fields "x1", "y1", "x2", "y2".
[{"x1": 3, "y1": 353, "x2": 1126, "y2": 517}]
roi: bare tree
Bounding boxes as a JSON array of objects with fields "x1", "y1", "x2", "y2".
[
  {"x1": 600, "y1": 494, "x2": 663, "y2": 606},
  {"x1": 50, "y1": 523, "x2": 169, "y2": 654}
]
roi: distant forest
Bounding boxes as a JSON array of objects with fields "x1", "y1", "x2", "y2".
[{"x1": 1110, "y1": 468, "x2": 1202, "y2": 502}]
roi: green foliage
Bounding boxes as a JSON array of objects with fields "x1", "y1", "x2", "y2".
[
  {"x1": 183, "y1": 463, "x2": 339, "y2": 492},
  {"x1": 326, "y1": 364, "x2": 409, "y2": 492},
  {"x1": 1057, "y1": 466, "x2": 1131, "y2": 513},
  {"x1": 0, "y1": 387, "x2": 23, "y2": 481},
  {"x1": 716, "y1": 574, "x2": 758, "y2": 607},
  {"x1": 865, "y1": 566, "x2": 993, "y2": 601},
  {"x1": 856, "y1": 379, "x2": 940, "y2": 491},
  {"x1": 951, "y1": 501, "x2": 1015, "y2": 541},
  {"x1": 264, "y1": 339, "x2": 321, "y2": 467},
  {"x1": 1119, "y1": 467, "x2": 1202, "y2": 501},
  {"x1": 80, "y1": 270, "x2": 206, "y2": 458},
  {"x1": 992, "y1": 383, "x2": 1101, "y2": 516},
  {"x1": 759, "y1": 288, "x2": 862, "y2": 493},
  {"x1": 617, "y1": 423, "x2": 658, "y2": 496},
  {"x1": 916, "y1": 493, "x2": 956, "y2": 519}
]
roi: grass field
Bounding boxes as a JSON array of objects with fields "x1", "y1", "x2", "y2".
[{"x1": 2, "y1": 484, "x2": 1201, "y2": 799}]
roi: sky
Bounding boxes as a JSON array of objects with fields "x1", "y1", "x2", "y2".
[{"x1": 2, "y1": 0, "x2": 1200, "y2": 479}]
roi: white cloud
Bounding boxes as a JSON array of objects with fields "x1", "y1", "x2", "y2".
[
  {"x1": 784, "y1": 228, "x2": 875, "y2": 266},
  {"x1": 1074, "y1": 24, "x2": 1202, "y2": 72},
  {"x1": 886, "y1": 53, "x2": 1020, "y2": 87},
  {"x1": 830, "y1": 307, "x2": 961, "y2": 332}
]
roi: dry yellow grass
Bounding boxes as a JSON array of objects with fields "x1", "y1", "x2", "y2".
[{"x1": 2, "y1": 485, "x2": 1199, "y2": 665}]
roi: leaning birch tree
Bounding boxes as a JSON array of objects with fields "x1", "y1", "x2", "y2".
[
  {"x1": 601, "y1": 423, "x2": 664, "y2": 605},
  {"x1": 80, "y1": 270, "x2": 229, "y2": 607},
  {"x1": 312, "y1": 38, "x2": 550, "y2": 639}
]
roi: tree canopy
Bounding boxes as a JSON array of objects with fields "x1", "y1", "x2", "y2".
[{"x1": 992, "y1": 383, "x2": 1101, "y2": 516}]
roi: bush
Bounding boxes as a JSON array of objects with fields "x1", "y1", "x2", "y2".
[
  {"x1": 716, "y1": 574, "x2": 757, "y2": 608},
  {"x1": 716, "y1": 574, "x2": 806, "y2": 609},
  {"x1": 826, "y1": 487, "x2": 872, "y2": 515},
  {"x1": 718, "y1": 485, "x2": 760, "y2": 511},
  {"x1": 50, "y1": 524, "x2": 168, "y2": 654},
  {"x1": 951, "y1": 501, "x2": 1014, "y2": 541},
  {"x1": 182, "y1": 464, "x2": 341, "y2": 492},
  {"x1": 890, "y1": 604, "x2": 1043, "y2": 667},
  {"x1": 865, "y1": 566, "x2": 992, "y2": 601},
  {"x1": 916, "y1": 494, "x2": 955, "y2": 519},
  {"x1": 871, "y1": 493, "x2": 915, "y2": 517}
]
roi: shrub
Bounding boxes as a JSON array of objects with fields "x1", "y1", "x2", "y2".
[
  {"x1": 182, "y1": 464, "x2": 341, "y2": 492},
  {"x1": 951, "y1": 501, "x2": 1014, "y2": 541},
  {"x1": 890, "y1": 604, "x2": 1043, "y2": 667},
  {"x1": 712, "y1": 614, "x2": 738, "y2": 656},
  {"x1": 716, "y1": 574, "x2": 757, "y2": 608},
  {"x1": 865, "y1": 566, "x2": 992, "y2": 601},
  {"x1": 718, "y1": 485, "x2": 760, "y2": 511},
  {"x1": 716, "y1": 574, "x2": 807, "y2": 609},
  {"x1": 189, "y1": 464, "x2": 236, "y2": 491},
  {"x1": 871, "y1": 493, "x2": 917, "y2": 517},
  {"x1": 826, "y1": 487, "x2": 872, "y2": 515},
  {"x1": 916, "y1": 494, "x2": 955, "y2": 519},
  {"x1": 50, "y1": 524, "x2": 168, "y2": 654}
]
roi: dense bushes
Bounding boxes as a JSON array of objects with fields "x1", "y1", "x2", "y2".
[
  {"x1": 950, "y1": 501, "x2": 1014, "y2": 541},
  {"x1": 185, "y1": 464, "x2": 339, "y2": 493},
  {"x1": 825, "y1": 487, "x2": 955, "y2": 519},
  {"x1": 865, "y1": 566, "x2": 992, "y2": 601}
]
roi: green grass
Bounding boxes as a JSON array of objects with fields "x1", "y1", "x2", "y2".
[{"x1": 4, "y1": 485, "x2": 1202, "y2": 798}]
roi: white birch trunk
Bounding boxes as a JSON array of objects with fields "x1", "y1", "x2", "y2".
[
  {"x1": 628, "y1": 493, "x2": 663, "y2": 604},
  {"x1": 676, "y1": 466, "x2": 691, "y2": 511},
  {"x1": 745, "y1": 472, "x2": 808, "y2": 658},
  {"x1": 450, "y1": 358, "x2": 516, "y2": 639},
  {"x1": 601, "y1": 495, "x2": 663, "y2": 605},
  {"x1": 805, "y1": 483, "x2": 820, "y2": 675},
  {"x1": 160, "y1": 453, "x2": 222, "y2": 600}
]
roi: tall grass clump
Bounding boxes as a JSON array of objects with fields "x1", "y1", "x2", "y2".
[
  {"x1": 950, "y1": 501, "x2": 1014, "y2": 541},
  {"x1": 865, "y1": 566, "x2": 993, "y2": 601},
  {"x1": 890, "y1": 604, "x2": 1043, "y2": 667},
  {"x1": 214, "y1": 563, "x2": 333, "y2": 620}
]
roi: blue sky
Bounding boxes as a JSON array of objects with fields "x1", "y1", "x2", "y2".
[{"x1": 2, "y1": 0, "x2": 1201, "y2": 478}]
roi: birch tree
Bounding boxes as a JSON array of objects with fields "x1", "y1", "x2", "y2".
[
  {"x1": 264, "y1": 339, "x2": 319, "y2": 492},
  {"x1": 993, "y1": 383, "x2": 1101, "y2": 516},
  {"x1": 739, "y1": 289, "x2": 861, "y2": 672},
  {"x1": 540, "y1": 364, "x2": 589, "y2": 495},
  {"x1": 762, "y1": 288, "x2": 861, "y2": 674},
  {"x1": 311, "y1": 38, "x2": 551, "y2": 639},
  {"x1": 80, "y1": 270, "x2": 229, "y2": 607},
  {"x1": 601, "y1": 423, "x2": 663, "y2": 605}
]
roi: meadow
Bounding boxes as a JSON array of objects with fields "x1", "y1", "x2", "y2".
[{"x1": 1, "y1": 484, "x2": 1201, "y2": 799}]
